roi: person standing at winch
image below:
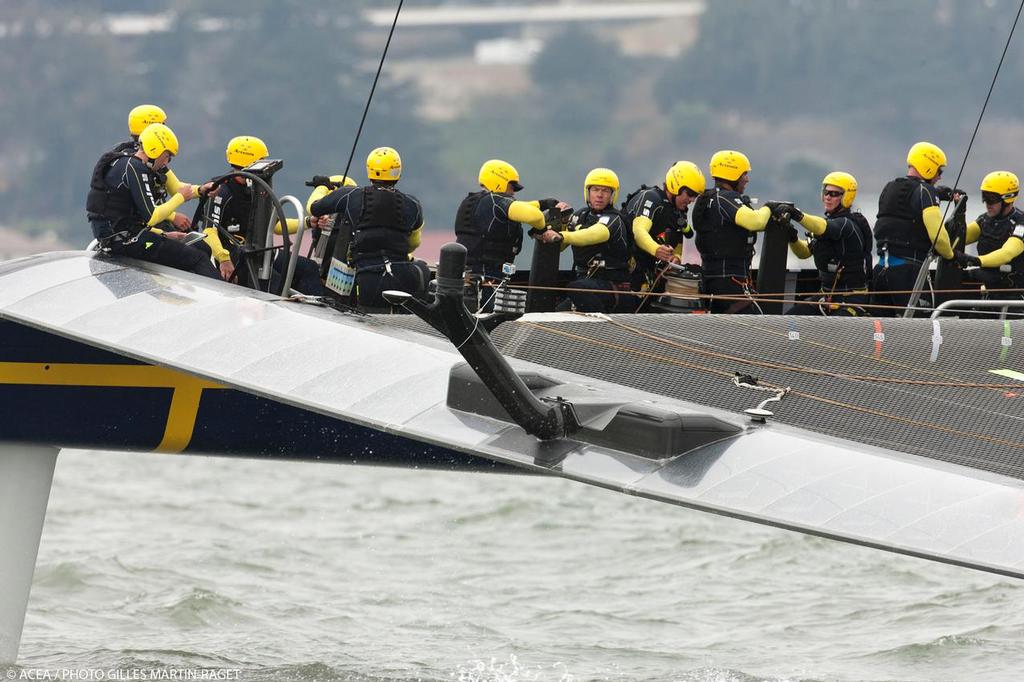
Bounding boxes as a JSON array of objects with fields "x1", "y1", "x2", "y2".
[
  {"x1": 196, "y1": 135, "x2": 324, "y2": 293},
  {"x1": 622, "y1": 160, "x2": 705, "y2": 293},
  {"x1": 954, "y1": 171, "x2": 1024, "y2": 301},
  {"x1": 309, "y1": 146, "x2": 429, "y2": 311},
  {"x1": 691, "y1": 150, "x2": 773, "y2": 313},
  {"x1": 871, "y1": 141, "x2": 957, "y2": 315},
  {"x1": 785, "y1": 172, "x2": 873, "y2": 316},
  {"x1": 85, "y1": 123, "x2": 220, "y2": 279},
  {"x1": 539, "y1": 168, "x2": 635, "y2": 313},
  {"x1": 454, "y1": 159, "x2": 568, "y2": 279}
]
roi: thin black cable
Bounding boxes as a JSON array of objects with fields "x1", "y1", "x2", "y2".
[
  {"x1": 340, "y1": 0, "x2": 404, "y2": 184},
  {"x1": 905, "y1": 0, "x2": 1024, "y2": 316}
]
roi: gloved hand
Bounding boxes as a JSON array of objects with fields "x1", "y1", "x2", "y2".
[
  {"x1": 955, "y1": 251, "x2": 981, "y2": 268},
  {"x1": 766, "y1": 201, "x2": 802, "y2": 223},
  {"x1": 934, "y1": 185, "x2": 965, "y2": 202},
  {"x1": 308, "y1": 175, "x2": 337, "y2": 189},
  {"x1": 538, "y1": 198, "x2": 560, "y2": 211}
]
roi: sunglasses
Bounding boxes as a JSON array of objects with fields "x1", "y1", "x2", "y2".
[
  {"x1": 982, "y1": 191, "x2": 1004, "y2": 205},
  {"x1": 822, "y1": 189, "x2": 845, "y2": 198},
  {"x1": 681, "y1": 187, "x2": 700, "y2": 198}
]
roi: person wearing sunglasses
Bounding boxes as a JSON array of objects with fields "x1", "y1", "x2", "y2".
[
  {"x1": 954, "y1": 171, "x2": 1024, "y2": 298},
  {"x1": 871, "y1": 141, "x2": 956, "y2": 315},
  {"x1": 691, "y1": 150, "x2": 773, "y2": 313},
  {"x1": 623, "y1": 160, "x2": 705, "y2": 293},
  {"x1": 539, "y1": 168, "x2": 635, "y2": 313},
  {"x1": 785, "y1": 172, "x2": 873, "y2": 316}
]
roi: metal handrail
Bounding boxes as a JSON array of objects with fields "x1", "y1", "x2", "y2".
[
  {"x1": 264, "y1": 195, "x2": 306, "y2": 295},
  {"x1": 930, "y1": 298, "x2": 1024, "y2": 319}
]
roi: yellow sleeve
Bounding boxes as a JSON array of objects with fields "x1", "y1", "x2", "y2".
[
  {"x1": 965, "y1": 221, "x2": 981, "y2": 245},
  {"x1": 306, "y1": 185, "x2": 332, "y2": 213},
  {"x1": 631, "y1": 215, "x2": 660, "y2": 257},
  {"x1": 508, "y1": 200, "x2": 546, "y2": 229},
  {"x1": 978, "y1": 237, "x2": 1024, "y2": 268},
  {"x1": 273, "y1": 217, "x2": 301, "y2": 235},
  {"x1": 146, "y1": 192, "x2": 186, "y2": 227},
  {"x1": 922, "y1": 205, "x2": 954, "y2": 259},
  {"x1": 789, "y1": 239, "x2": 811, "y2": 259},
  {"x1": 409, "y1": 227, "x2": 422, "y2": 252},
  {"x1": 561, "y1": 224, "x2": 610, "y2": 247},
  {"x1": 201, "y1": 227, "x2": 232, "y2": 263},
  {"x1": 735, "y1": 205, "x2": 772, "y2": 232},
  {"x1": 525, "y1": 200, "x2": 541, "y2": 209},
  {"x1": 797, "y1": 213, "x2": 827, "y2": 236}
]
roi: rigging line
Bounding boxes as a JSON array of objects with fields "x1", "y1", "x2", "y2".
[
  {"x1": 518, "y1": 321, "x2": 1024, "y2": 451},
  {"x1": 906, "y1": 0, "x2": 1024, "y2": 314},
  {"x1": 600, "y1": 316, "x2": 1024, "y2": 389},
  {"x1": 340, "y1": 0, "x2": 405, "y2": 185}
]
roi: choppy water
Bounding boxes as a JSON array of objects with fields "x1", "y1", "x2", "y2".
[{"x1": 11, "y1": 449, "x2": 1024, "y2": 681}]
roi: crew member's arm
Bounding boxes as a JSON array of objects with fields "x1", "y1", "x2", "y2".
[
  {"x1": 561, "y1": 223, "x2": 610, "y2": 247},
  {"x1": 508, "y1": 200, "x2": 546, "y2": 229},
  {"x1": 125, "y1": 160, "x2": 187, "y2": 228},
  {"x1": 796, "y1": 213, "x2": 827, "y2": 236},
  {"x1": 922, "y1": 205, "x2": 954, "y2": 259},
  {"x1": 631, "y1": 215, "x2": 660, "y2": 257},
  {"x1": 978, "y1": 235, "x2": 1024, "y2": 268},
  {"x1": 408, "y1": 199, "x2": 425, "y2": 254},
  {"x1": 310, "y1": 186, "x2": 358, "y2": 217},
  {"x1": 789, "y1": 238, "x2": 811, "y2": 259},
  {"x1": 965, "y1": 220, "x2": 981, "y2": 245},
  {"x1": 197, "y1": 189, "x2": 233, "y2": 264},
  {"x1": 734, "y1": 205, "x2": 772, "y2": 231}
]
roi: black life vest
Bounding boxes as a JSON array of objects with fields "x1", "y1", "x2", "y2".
[
  {"x1": 977, "y1": 208, "x2": 1024, "y2": 276},
  {"x1": 622, "y1": 184, "x2": 681, "y2": 245},
  {"x1": 566, "y1": 207, "x2": 631, "y2": 281},
  {"x1": 351, "y1": 186, "x2": 413, "y2": 261},
  {"x1": 85, "y1": 144, "x2": 136, "y2": 220},
  {"x1": 454, "y1": 190, "x2": 523, "y2": 266},
  {"x1": 692, "y1": 187, "x2": 756, "y2": 265},
  {"x1": 810, "y1": 210, "x2": 873, "y2": 290},
  {"x1": 874, "y1": 176, "x2": 933, "y2": 260}
]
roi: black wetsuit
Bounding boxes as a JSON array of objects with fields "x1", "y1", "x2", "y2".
[
  {"x1": 310, "y1": 184, "x2": 427, "y2": 311},
  {"x1": 86, "y1": 154, "x2": 219, "y2": 279},
  {"x1": 454, "y1": 191, "x2": 549, "y2": 278},
  {"x1": 558, "y1": 206, "x2": 635, "y2": 313},
  {"x1": 200, "y1": 179, "x2": 324, "y2": 295},
  {"x1": 692, "y1": 187, "x2": 759, "y2": 313},
  {"x1": 622, "y1": 185, "x2": 689, "y2": 291},
  {"x1": 794, "y1": 209, "x2": 873, "y2": 316},
  {"x1": 871, "y1": 176, "x2": 940, "y2": 314},
  {"x1": 972, "y1": 208, "x2": 1024, "y2": 295}
]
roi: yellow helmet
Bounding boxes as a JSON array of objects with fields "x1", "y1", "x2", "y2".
[
  {"x1": 583, "y1": 167, "x2": 620, "y2": 205},
  {"x1": 709, "y1": 150, "x2": 751, "y2": 183},
  {"x1": 906, "y1": 141, "x2": 946, "y2": 181},
  {"x1": 138, "y1": 123, "x2": 178, "y2": 160},
  {"x1": 226, "y1": 136, "x2": 269, "y2": 168},
  {"x1": 478, "y1": 159, "x2": 523, "y2": 193},
  {"x1": 980, "y1": 170, "x2": 1020, "y2": 204},
  {"x1": 366, "y1": 146, "x2": 402, "y2": 181},
  {"x1": 128, "y1": 104, "x2": 166, "y2": 137},
  {"x1": 822, "y1": 171, "x2": 858, "y2": 208},
  {"x1": 328, "y1": 174, "x2": 358, "y2": 187},
  {"x1": 665, "y1": 160, "x2": 706, "y2": 196}
]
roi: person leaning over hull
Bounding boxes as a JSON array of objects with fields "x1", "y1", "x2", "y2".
[
  {"x1": 622, "y1": 161, "x2": 704, "y2": 293},
  {"x1": 309, "y1": 146, "x2": 429, "y2": 312},
  {"x1": 85, "y1": 123, "x2": 219, "y2": 279},
  {"x1": 784, "y1": 172, "x2": 874, "y2": 316},
  {"x1": 196, "y1": 135, "x2": 325, "y2": 294},
  {"x1": 539, "y1": 168, "x2": 636, "y2": 313},
  {"x1": 691, "y1": 150, "x2": 772, "y2": 314},
  {"x1": 955, "y1": 171, "x2": 1024, "y2": 302},
  {"x1": 454, "y1": 159, "x2": 568, "y2": 279},
  {"x1": 871, "y1": 141, "x2": 956, "y2": 315}
]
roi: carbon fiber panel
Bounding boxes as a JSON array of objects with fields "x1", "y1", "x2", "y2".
[{"x1": 483, "y1": 315, "x2": 1024, "y2": 481}]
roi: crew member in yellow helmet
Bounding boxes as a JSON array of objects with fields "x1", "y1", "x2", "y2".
[
  {"x1": 539, "y1": 168, "x2": 635, "y2": 313},
  {"x1": 691, "y1": 150, "x2": 773, "y2": 313},
  {"x1": 100, "y1": 104, "x2": 207, "y2": 232},
  {"x1": 85, "y1": 123, "x2": 219, "y2": 279},
  {"x1": 622, "y1": 160, "x2": 704, "y2": 292},
  {"x1": 954, "y1": 170, "x2": 1024, "y2": 298},
  {"x1": 194, "y1": 136, "x2": 324, "y2": 294},
  {"x1": 309, "y1": 146, "x2": 429, "y2": 311},
  {"x1": 785, "y1": 171, "x2": 874, "y2": 316},
  {"x1": 454, "y1": 158, "x2": 569, "y2": 280},
  {"x1": 871, "y1": 141, "x2": 957, "y2": 315}
]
